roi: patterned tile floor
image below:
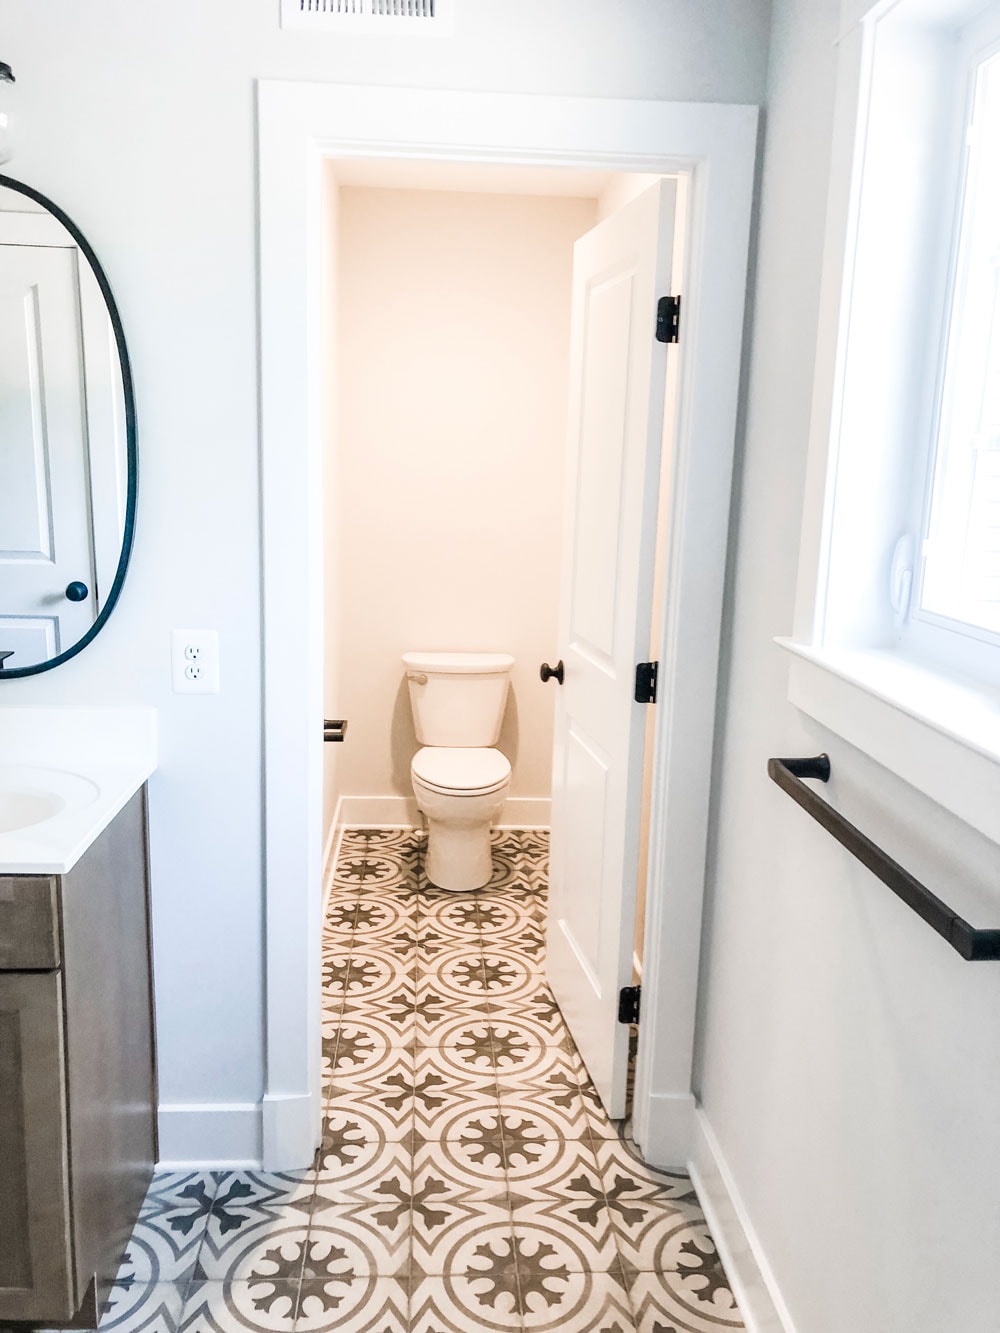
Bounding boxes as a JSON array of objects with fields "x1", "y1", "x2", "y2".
[{"x1": 89, "y1": 829, "x2": 744, "y2": 1333}]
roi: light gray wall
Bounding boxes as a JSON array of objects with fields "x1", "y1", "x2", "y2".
[
  {"x1": 698, "y1": 1, "x2": 1000, "y2": 1328},
  {"x1": 0, "y1": 0, "x2": 771, "y2": 1138}
]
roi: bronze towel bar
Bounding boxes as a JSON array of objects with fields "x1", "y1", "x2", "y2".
[{"x1": 767, "y1": 755, "x2": 1000, "y2": 961}]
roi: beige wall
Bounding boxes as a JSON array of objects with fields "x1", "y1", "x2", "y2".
[{"x1": 330, "y1": 185, "x2": 597, "y2": 806}]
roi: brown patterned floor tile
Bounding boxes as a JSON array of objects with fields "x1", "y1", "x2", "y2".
[
  {"x1": 313, "y1": 1133, "x2": 411, "y2": 1196},
  {"x1": 409, "y1": 1188, "x2": 514, "y2": 1277},
  {"x1": 501, "y1": 1129, "x2": 600, "y2": 1194},
  {"x1": 338, "y1": 947, "x2": 415, "y2": 1002},
  {"x1": 320, "y1": 951, "x2": 354, "y2": 999},
  {"x1": 327, "y1": 1048, "x2": 416, "y2": 1141},
  {"x1": 408, "y1": 1269, "x2": 521, "y2": 1332},
  {"x1": 410, "y1": 1013, "x2": 495, "y2": 1056},
  {"x1": 410, "y1": 982, "x2": 494, "y2": 1043},
  {"x1": 418, "y1": 895, "x2": 484, "y2": 940},
  {"x1": 486, "y1": 984, "x2": 570, "y2": 1036},
  {"x1": 511, "y1": 1197, "x2": 621, "y2": 1277},
  {"x1": 412, "y1": 1120, "x2": 508, "y2": 1195},
  {"x1": 410, "y1": 1218, "x2": 520, "y2": 1286},
  {"x1": 626, "y1": 1267, "x2": 744, "y2": 1331},
  {"x1": 420, "y1": 947, "x2": 489, "y2": 998},
  {"x1": 323, "y1": 896, "x2": 360, "y2": 935},
  {"x1": 518, "y1": 1269, "x2": 633, "y2": 1333},
  {"x1": 303, "y1": 1220, "x2": 410, "y2": 1282},
  {"x1": 190, "y1": 1223, "x2": 310, "y2": 1284},
  {"x1": 179, "y1": 1279, "x2": 299, "y2": 1332},
  {"x1": 593, "y1": 1147, "x2": 706, "y2": 1275},
  {"x1": 496, "y1": 1050, "x2": 595, "y2": 1138},
  {"x1": 305, "y1": 1192, "x2": 412, "y2": 1280},
  {"x1": 410, "y1": 1046, "x2": 500, "y2": 1138},
  {"x1": 296, "y1": 1275, "x2": 409, "y2": 1332},
  {"x1": 349, "y1": 893, "x2": 418, "y2": 935},
  {"x1": 340, "y1": 983, "x2": 418, "y2": 1047},
  {"x1": 594, "y1": 1140, "x2": 698, "y2": 1207}
]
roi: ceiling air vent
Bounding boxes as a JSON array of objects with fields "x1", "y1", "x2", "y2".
[{"x1": 281, "y1": 0, "x2": 454, "y2": 34}]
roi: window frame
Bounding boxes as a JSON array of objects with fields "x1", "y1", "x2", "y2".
[{"x1": 780, "y1": 0, "x2": 1000, "y2": 845}]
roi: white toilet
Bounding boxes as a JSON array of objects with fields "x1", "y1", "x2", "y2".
[{"x1": 403, "y1": 651, "x2": 515, "y2": 892}]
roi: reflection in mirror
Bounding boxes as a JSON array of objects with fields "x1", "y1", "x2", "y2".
[{"x1": 0, "y1": 178, "x2": 134, "y2": 675}]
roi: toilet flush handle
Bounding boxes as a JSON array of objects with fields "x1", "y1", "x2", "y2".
[
  {"x1": 409, "y1": 672, "x2": 428, "y2": 685},
  {"x1": 539, "y1": 660, "x2": 564, "y2": 685}
]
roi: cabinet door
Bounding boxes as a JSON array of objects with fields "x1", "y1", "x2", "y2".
[{"x1": 0, "y1": 971, "x2": 76, "y2": 1322}]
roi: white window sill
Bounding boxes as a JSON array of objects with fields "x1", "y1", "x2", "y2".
[{"x1": 775, "y1": 638, "x2": 1000, "y2": 844}]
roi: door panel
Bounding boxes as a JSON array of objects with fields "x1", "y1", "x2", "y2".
[
  {"x1": 547, "y1": 180, "x2": 677, "y2": 1117},
  {"x1": 569, "y1": 269, "x2": 634, "y2": 660},
  {"x1": 0, "y1": 278, "x2": 53, "y2": 557}
]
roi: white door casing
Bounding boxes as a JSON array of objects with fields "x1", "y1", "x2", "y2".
[
  {"x1": 0, "y1": 238, "x2": 96, "y2": 667},
  {"x1": 257, "y1": 83, "x2": 757, "y2": 1170},
  {"x1": 547, "y1": 181, "x2": 677, "y2": 1117}
]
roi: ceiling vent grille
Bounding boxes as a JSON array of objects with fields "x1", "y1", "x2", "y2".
[{"x1": 281, "y1": 0, "x2": 453, "y2": 33}]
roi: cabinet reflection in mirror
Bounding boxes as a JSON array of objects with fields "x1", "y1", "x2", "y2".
[{"x1": 0, "y1": 177, "x2": 136, "y2": 677}]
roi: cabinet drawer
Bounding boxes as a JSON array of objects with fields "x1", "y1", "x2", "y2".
[{"x1": 0, "y1": 877, "x2": 60, "y2": 971}]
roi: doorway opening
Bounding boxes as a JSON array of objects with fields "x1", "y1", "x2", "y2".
[
  {"x1": 319, "y1": 157, "x2": 683, "y2": 1132},
  {"x1": 256, "y1": 81, "x2": 757, "y2": 1174}
]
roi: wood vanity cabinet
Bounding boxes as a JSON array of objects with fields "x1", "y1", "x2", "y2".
[{"x1": 0, "y1": 789, "x2": 156, "y2": 1329}]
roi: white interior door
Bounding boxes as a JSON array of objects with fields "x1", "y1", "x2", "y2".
[
  {"x1": 0, "y1": 241, "x2": 96, "y2": 667},
  {"x1": 546, "y1": 179, "x2": 677, "y2": 1117}
]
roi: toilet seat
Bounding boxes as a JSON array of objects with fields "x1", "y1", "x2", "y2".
[{"x1": 411, "y1": 746, "x2": 511, "y2": 797}]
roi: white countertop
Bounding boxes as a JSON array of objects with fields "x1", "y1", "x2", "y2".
[{"x1": 0, "y1": 706, "x2": 157, "y2": 874}]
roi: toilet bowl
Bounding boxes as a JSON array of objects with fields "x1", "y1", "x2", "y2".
[
  {"x1": 411, "y1": 747, "x2": 511, "y2": 891},
  {"x1": 403, "y1": 651, "x2": 515, "y2": 892}
]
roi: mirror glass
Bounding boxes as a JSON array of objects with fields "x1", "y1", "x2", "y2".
[{"x1": 0, "y1": 176, "x2": 136, "y2": 676}]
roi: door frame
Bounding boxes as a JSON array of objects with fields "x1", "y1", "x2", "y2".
[{"x1": 256, "y1": 81, "x2": 758, "y2": 1169}]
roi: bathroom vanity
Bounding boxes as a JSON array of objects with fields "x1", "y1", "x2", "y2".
[{"x1": 0, "y1": 708, "x2": 157, "y2": 1329}]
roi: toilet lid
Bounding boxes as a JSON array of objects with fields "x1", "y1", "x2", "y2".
[{"x1": 411, "y1": 747, "x2": 511, "y2": 794}]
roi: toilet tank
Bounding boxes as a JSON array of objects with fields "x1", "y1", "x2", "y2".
[{"x1": 403, "y1": 652, "x2": 514, "y2": 747}]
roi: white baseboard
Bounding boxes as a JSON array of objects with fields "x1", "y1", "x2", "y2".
[
  {"x1": 634, "y1": 1091, "x2": 694, "y2": 1167},
  {"x1": 335, "y1": 794, "x2": 551, "y2": 829},
  {"x1": 157, "y1": 1102, "x2": 262, "y2": 1169},
  {"x1": 323, "y1": 800, "x2": 351, "y2": 916},
  {"x1": 688, "y1": 1107, "x2": 796, "y2": 1333},
  {"x1": 262, "y1": 1092, "x2": 319, "y2": 1171},
  {"x1": 322, "y1": 810, "x2": 340, "y2": 881},
  {"x1": 338, "y1": 795, "x2": 422, "y2": 826},
  {"x1": 497, "y1": 797, "x2": 551, "y2": 828}
]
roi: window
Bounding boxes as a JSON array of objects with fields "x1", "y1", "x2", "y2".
[
  {"x1": 918, "y1": 45, "x2": 1000, "y2": 644},
  {"x1": 781, "y1": 0, "x2": 1000, "y2": 844}
]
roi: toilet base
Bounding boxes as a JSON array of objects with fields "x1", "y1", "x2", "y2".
[{"x1": 424, "y1": 817, "x2": 494, "y2": 892}]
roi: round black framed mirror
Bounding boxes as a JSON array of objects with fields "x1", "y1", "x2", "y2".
[{"x1": 0, "y1": 173, "x2": 137, "y2": 678}]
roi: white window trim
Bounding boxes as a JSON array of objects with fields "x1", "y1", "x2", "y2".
[{"x1": 782, "y1": 0, "x2": 1000, "y2": 846}]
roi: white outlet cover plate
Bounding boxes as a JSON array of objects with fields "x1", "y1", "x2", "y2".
[{"x1": 172, "y1": 629, "x2": 220, "y2": 694}]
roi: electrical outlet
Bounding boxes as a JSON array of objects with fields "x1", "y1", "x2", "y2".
[{"x1": 172, "y1": 630, "x2": 220, "y2": 694}]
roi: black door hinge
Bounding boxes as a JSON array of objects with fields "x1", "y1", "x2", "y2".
[
  {"x1": 655, "y1": 294, "x2": 681, "y2": 344},
  {"x1": 634, "y1": 661, "x2": 658, "y2": 704},
  {"x1": 618, "y1": 985, "x2": 641, "y2": 1025}
]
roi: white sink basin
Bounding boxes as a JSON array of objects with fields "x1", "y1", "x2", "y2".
[{"x1": 0, "y1": 765, "x2": 100, "y2": 836}]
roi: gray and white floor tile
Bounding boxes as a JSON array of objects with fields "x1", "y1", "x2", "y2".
[{"x1": 91, "y1": 828, "x2": 743, "y2": 1333}]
